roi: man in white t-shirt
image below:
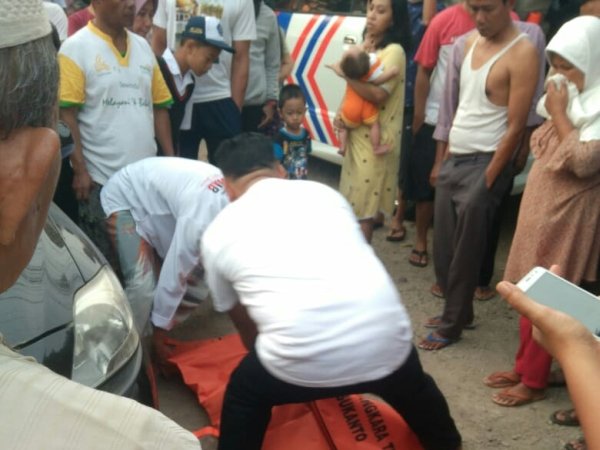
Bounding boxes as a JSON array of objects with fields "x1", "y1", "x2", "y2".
[
  {"x1": 59, "y1": 0, "x2": 175, "y2": 263},
  {"x1": 151, "y1": 0, "x2": 256, "y2": 162},
  {"x1": 101, "y1": 157, "x2": 229, "y2": 363},
  {"x1": 201, "y1": 133, "x2": 462, "y2": 450}
]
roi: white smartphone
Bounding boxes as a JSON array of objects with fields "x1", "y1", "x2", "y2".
[{"x1": 517, "y1": 266, "x2": 600, "y2": 337}]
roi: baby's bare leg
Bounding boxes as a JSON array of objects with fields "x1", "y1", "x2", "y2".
[
  {"x1": 371, "y1": 121, "x2": 391, "y2": 155},
  {"x1": 338, "y1": 128, "x2": 349, "y2": 156}
]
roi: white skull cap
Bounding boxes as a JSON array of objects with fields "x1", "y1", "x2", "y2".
[{"x1": 0, "y1": 0, "x2": 52, "y2": 49}]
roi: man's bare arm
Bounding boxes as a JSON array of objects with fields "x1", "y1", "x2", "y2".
[
  {"x1": 485, "y1": 42, "x2": 539, "y2": 188},
  {"x1": 60, "y1": 106, "x2": 93, "y2": 201},
  {"x1": 231, "y1": 40, "x2": 251, "y2": 110},
  {"x1": 430, "y1": 139, "x2": 448, "y2": 187},
  {"x1": 151, "y1": 25, "x2": 167, "y2": 56},
  {"x1": 154, "y1": 107, "x2": 174, "y2": 156},
  {"x1": 228, "y1": 302, "x2": 258, "y2": 350},
  {"x1": 413, "y1": 65, "x2": 433, "y2": 134}
]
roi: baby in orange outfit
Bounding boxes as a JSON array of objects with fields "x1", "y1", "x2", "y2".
[{"x1": 337, "y1": 45, "x2": 399, "y2": 156}]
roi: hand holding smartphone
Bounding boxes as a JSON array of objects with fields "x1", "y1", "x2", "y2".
[{"x1": 517, "y1": 267, "x2": 600, "y2": 338}]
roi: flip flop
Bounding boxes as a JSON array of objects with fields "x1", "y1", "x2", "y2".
[
  {"x1": 430, "y1": 283, "x2": 444, "y2": 298},
  {"x1": 475, "y1": 286, "x2": 496, "y2": 301},
  {"x1": 483, "y1": 371, "x2": 520, "y2": 388},
  {"x1": 491, "y1": 388, "x2": 546, "y2": 407},
  {"x1": 550, "y1": 408, "x2": 580, "y2": 427},
  {"x1": 424, "y1": 316, "x2": 476, "y2": 330},
  {"x1": 417, "y1": 332, "x2": 457, "y2": 351},
  {"x1": 409, "y1": 249, "x2": 428, "y2": 268},
  {"x1": 386, "y1": 226, "x2": 406, "y2": 242},
  {"x1": 564, "y1": 437, "x2": 586, "y2": 450}
]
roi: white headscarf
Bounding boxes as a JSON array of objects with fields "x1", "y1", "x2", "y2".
[
  {"x1": 536, "y1": 16, "x2": 600, "y2": 142},
  {"x1": 0, "y1": 0, "x2": 51, "y2": 49}
]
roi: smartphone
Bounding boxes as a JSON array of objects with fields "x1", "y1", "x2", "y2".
[{"x1": 517, "y1": 267, "x2": 600, "y2": 337}]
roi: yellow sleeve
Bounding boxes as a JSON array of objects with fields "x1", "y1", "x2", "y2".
[
  {"x1": 152, "y1": 63, "x2": 173, "y2": 107},
  {"x1": 59, "y1": 53, "x2": 86, "y2": 107},
  {"x1": 378, "y1": 44, "x2": 405, "y2": 94}
]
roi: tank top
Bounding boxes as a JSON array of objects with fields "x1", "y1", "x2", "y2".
[{"x1": 449, "y1": 33, "x2": 526, "y2": 155}]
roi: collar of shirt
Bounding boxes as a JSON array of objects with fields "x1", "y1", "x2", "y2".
[{"x1": 161, "y1": 48, "x2": 195, "y2": 97}]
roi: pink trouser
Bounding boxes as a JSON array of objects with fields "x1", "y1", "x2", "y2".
[{"x1": 514, "y1": 316, "x2": 552, "y2": 389}]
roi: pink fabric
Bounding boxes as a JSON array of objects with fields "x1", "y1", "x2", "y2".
[
  {"x1": 67, "y1": 7, "x2": 93, "y2": 36},
  {"x1": 413, "y1": 4, "x2": 474, "y2": 69}
]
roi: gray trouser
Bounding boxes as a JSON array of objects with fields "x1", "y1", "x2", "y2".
[{"x1": 433, "y1": 154, "x2": 513, "y2": 339}]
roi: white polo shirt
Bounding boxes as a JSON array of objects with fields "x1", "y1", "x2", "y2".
[
  {"x1": 59, "y1": 22, "x2": 172, "y2": 185},
  {"x1": 101, "y1": 157, "x2": 229, "y2": 329},
  {"x1": 202, "y1": 178, "x2": 413, "y2": 388}
]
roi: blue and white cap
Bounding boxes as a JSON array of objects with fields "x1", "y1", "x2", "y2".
[{"x1": 181, "y1": 15, "x2": 235, "y2": 53}]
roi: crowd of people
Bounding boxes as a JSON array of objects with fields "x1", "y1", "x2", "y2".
[{"x1": 1, "y1": 0, "x2": 600, "y2": 449}]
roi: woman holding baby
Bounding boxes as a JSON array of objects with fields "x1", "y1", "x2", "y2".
[{"x1": 334, "y1": 0, "x2": 410, "y2": 242}]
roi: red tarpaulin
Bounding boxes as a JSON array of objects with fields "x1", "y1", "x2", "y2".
[{"x1": 168, "y1": 334, "x2": 424, "y2": 450}]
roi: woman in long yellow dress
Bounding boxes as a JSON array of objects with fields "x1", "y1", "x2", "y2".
[{"x1": 334, "y1": 0, "x2": 410, "y2": 242}]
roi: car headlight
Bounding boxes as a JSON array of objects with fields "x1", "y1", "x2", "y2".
[{"x1": 72, "y1": 266, "x2": 139, "y2": 387}]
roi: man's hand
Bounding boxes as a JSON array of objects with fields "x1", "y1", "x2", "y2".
[
  {"x1": 258, "y1": 102, "x2": 277, "y2": 129},
  {"x1": 72, "y1": 168, "x2": 93, "y2": 201},
  {"x1": 152, "y1": 326, "x2": 174, "y2": 365},
  {"x1": 430, "y1": 160, "x2": 442, "y2": 187}
]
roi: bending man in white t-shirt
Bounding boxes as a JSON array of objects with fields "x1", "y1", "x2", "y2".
[
  {"x1": 100, "y1": 157, "x2": 229, "y2": 364},
  {"x1": 201, "y1": 133, "x2": 462, "y2": 450}
]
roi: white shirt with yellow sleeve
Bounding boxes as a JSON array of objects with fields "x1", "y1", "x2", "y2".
[{"x1": 59, "y1": 22, "x2": 173, "y2": 185}]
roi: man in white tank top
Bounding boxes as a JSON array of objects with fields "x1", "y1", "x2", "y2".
[{"x1": 418, "y1": 0, "x2": 539, "y2": 351}]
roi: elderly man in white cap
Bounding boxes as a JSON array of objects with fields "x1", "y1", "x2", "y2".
[{"x1": 0, "y1": 2, "x2": 200, "y2": 448}]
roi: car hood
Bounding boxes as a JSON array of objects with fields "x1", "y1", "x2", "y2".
[{"x1": 0, "y1": 205, "x2": 103, "y2": 349}]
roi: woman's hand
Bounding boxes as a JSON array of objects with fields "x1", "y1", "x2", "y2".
[{"x1": 545, "y1": 80, "x2": 569, "y2": 118}]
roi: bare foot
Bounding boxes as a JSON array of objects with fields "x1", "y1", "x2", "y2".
[
  {"x1": 491, "y1": 383, "x2": 545, "y2": 407},
  {"x1": 417, "y1": 331, "x2": 457, "y2": 351},
  {"x1": 475, "y1": 286, "x2": 496, "y2": 301},
  {"x1": 373, "y1": 144, "x2": 391, "y2": 155},
  {"x1": 483, "y1": 370, "x2": 520, "y2": 388}
]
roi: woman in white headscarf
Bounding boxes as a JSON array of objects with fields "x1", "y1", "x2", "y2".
[
  {"x1": 131, "y1": 0, "x2": 156, "y2": 40},
  {"x1": 484, "y1": 16, "x2": 600, "y2": 408}
]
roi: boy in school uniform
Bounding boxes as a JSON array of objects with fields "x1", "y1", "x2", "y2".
[{"x1": 157, "y1": 15, "x2": 234, "y2": 153}]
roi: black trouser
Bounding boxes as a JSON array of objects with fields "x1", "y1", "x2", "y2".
[
  {"x1": 179, "y1": 97, "x2": 241, "y2": 164},
  {"x1": 433, "y1": 154, "x2": 514, "y2": 338},
  {"x1": 478, "y1": 177, "x2": 513, "y2": 287},
  {"x1": 218, "y1": 347, "x2": 461, "y2": 450}
]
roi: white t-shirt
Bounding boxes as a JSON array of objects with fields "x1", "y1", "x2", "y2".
[
  {"x1": 59, "y1": 23, "x2": 172, "y2": 185},
  {"x1": 202, "y1": 179, "x2": 413, "y2": 388},
  {"x1": 153, "y1": 0, "x2": 256, "y2": 125},
  {"x1": 101, "y1": 157, "x2": 229, "y2": 330},
  {"x1": 43, "y1": 1, "x2": 68, "y2": 41}
]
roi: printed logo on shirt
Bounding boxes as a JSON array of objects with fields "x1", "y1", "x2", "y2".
[
  {"x1": 95, "y1": 55, "x2": 111, "y2": 73},
  {"x1": 139, "y1": 64, "x2": 153, "y2": 76},
  {"x1": 206, "y1": 176, "x2": 225, "y2": 194}
]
